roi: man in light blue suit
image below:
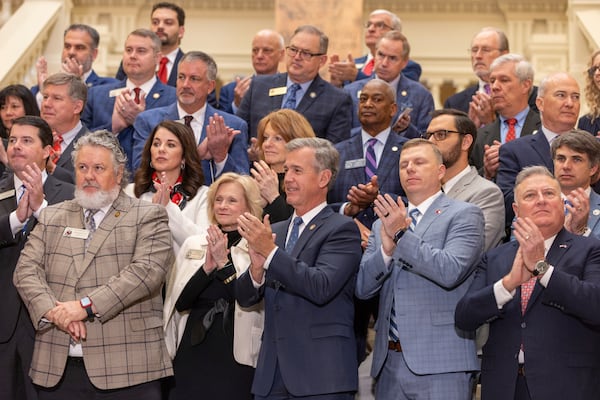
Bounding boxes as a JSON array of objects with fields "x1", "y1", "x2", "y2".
[
  {"x1": 133, "y1": 51, "x2": 248, "y2": 183},
  {"x1": 236, "y1": 138, "x2": 362, "y2": 399},
  {"x1": 81, "y1": 29, "x2": 176, "y2": 173},
  {"x1": 344, "y1": 31, "x2": 434, "y2": 137},
  {"x1": 357, "y1": 139, "x2": 483, "y2": 399},
  {"x1": 551, "y1": 130, "x2": 600, "y2": 239}
]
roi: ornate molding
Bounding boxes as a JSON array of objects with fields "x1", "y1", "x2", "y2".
[
  {"x1": 364, "y1": 0, "x2": 566, "y2": 14},
  {"x1": 72, "y1": 0, "x2": 274, "y2": 10}
]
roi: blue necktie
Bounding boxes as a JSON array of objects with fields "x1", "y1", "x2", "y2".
[
  {"x1": 282, "y1": 84, "x2": 301, "y2": 109},
  {"x1": 365, "y1": 138, "x2": 378, "y2": 180},
  {"x1": 409, "y1": 208, "x2": 420, "y2": 231},
  {"x1": 285, "y1": 216, "x2": 303, "y2": 253}
]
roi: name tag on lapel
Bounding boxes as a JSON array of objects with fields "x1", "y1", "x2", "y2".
[
  {"x1": 109, "y1": 87, "x2": 126, "y2": 97},
  {"x1": 0, "y1": 189, "x2": 15, "y2": 201},
  {"x1": 186, "y1": 249, "x2": 205, "y2": 259},
  {"x1": 63, "y1": 227, "x2": 90, "y2": 239},
  {"x1": 345, "y1": 158, "x2": 366, "y2": 169},
  {"x1": 269, "y1": 86, "x2": 287, "y2": 96}
]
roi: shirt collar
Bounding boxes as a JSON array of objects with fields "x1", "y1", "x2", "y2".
[
  {"x1": 126, "y1": 76, "x2": 157, "y2": 95},
  {"x1": 443, "y1": 165, "x2": 471, "y2": 194},
  {"x1": 360, "y1": 128, "x2": 391, "y2": 147},
  {"x1": 408, "y1": 191, "x2": 443, "y2": 216},
  {"x1": 292, "y1": 201, "x2": 327, "y2": 226}
]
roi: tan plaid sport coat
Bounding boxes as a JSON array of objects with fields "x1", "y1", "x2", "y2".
[{"x1": 14, "y1": 191, "x2": 174, "y2": 389}]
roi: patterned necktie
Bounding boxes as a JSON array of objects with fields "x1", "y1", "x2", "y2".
[
  {"x1": 133, "y1": 87, "x2": 141, "y2": 104},
  {"x1": 285, "y1": 216, "x2": 303, "y2": 253},
  {"x1": 183, "y1": 115, "x2": 193, "y2": 128},
  {"x1": 389, "y1": 297, "x2": 400, "y2": 342},
  {"x1": 51, "y1": 133, "x2": 63, "y2": 164},
  {"x1": 520, "y1": 276, "x2": 536, "y2": 314},
  {"x1": 365, "y1": 138, "x2": 378, "y2": 180},
  {"x1": 17, "y1": 185, "x2": 26, "y2": 204},
  {"x1": 505, "y1": 118, "x2": 517, "y2": 142},
  {"x1": 362, "y1": 58, "x2": 375, "y2": 76},
  {"x1": 483, "y1": 83, "x2": 491, "y2": 95},
  {"x1": 157, "y1": 57, "x2": 169, "y2": 83},
  {"x1": 409, "y1": 208, "x2": 420, "y2": 232},
  {"x1": 84, "y1": 209, "x2": 98, "y2": 250},
  {"x1": 282, "y1": 84, "x2": 301, "y2": 109}
]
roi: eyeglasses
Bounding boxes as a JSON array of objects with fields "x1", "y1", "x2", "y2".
[
  {"x1": 285, "y1": 46, "x2": 324, "y2": 61},
  {"x1": 422, "y1": 130, "x2": 466, "y2": 141},
  {"x1": 365, "y1": 21, "x2": 393, "y2": 30},
  {"x1": 588, "y1": 65, "x2": 600, "y2": 77},
  {"x1": 469, "y1": 47, "x2": 500, "y2": 55}
]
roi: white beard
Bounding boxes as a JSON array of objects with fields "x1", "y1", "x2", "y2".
[{"x1": 74, "y1": 184, "x2": 120, "y2": 210}]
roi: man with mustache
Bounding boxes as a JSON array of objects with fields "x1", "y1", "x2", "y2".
[
  {"x1": 14, "y1": 130, "x2": 174, "y2": 399},
  {"x1": 132, "y1": 51, "x2": 248, "y2": 184},
  {"x1": 0, "y1": 116, "x2": 74, "y2": 400}
]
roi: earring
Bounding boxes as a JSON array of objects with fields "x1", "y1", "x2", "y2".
[
  {"x1": 181, "y1": 160, "x2": 185, "y2": 170},
  {"x1": 150, "y1": 161, "x2": 154, "y2": 169}
]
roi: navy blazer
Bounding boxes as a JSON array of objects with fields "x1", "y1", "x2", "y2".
[
  {"x1": 444, "y1": 84, "x2": 540, "y2": 115},
  {"x1": 31, "y1": 70, "x2": 118, "y2": 96},
  {"x1": 218, "y1": 80, "x2": 237, "y2": 114},
  {"x1": 81, "y1": 79, "x2": 176, "y2": 173},
  {"x1": 344, "y1": 74, "x2": 434, "y2": 135},
  {"x1": 328, "y1": 131, "x2": 407, "y2": 228},
  {"x1": 496, "y1": 129, "x2": 554, "y2": 225},
  {"x1": 236, "y1": 72, "x2": 353, "y2": 143},
  {"x1": 354, "y1": 55, "x2": 422, "y2": 83},
  {"x1": 471, "y1": 109, "x2": 541, "y2": 172},
  {"x1": 236, "y1": 207, "x2": 362, "y2": 397},
  {"x1": 578, "y1": 114, "x2": 600, "y2": 136},
  {"x1": 456, "y1": 229, "x2": 600, "y2": 400},
  {"x1": 132, "y1": 103, "x2": 249, "y2": 183}
]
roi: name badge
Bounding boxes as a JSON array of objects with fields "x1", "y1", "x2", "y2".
[
  {"x1": 63, "y1": 227, "x2": 90, "y2": 239},
  {"x1": 269, "y1": 86, "x2": 287, "y2": 96},
  {"x1": 0, "y1": 189, "x2": 15, "y2": 201},
  {"x1": 345, "y1": 158, "x2": 366, "y2": 169},
  {"x1": 186, "y1": 249, "x2": 205, "y2": 260},
  {"x1": 109, "y1": 87, "x2": 127, "y2": 97}
]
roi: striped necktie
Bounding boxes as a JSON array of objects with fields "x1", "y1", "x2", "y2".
[{"x1": 365, "y1": 138, "x2": 378, "y2": 180}]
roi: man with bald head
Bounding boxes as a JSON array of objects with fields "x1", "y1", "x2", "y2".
[
  {"x1": 220, "y1": 29, "x2": 285, "y2": 114},
  {"x1": 496, "y1": 72, "x2": 581, "y2": 226}
]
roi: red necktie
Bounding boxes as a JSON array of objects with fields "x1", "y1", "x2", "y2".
[
  {"x1": 51, "y1": 133, "x2": 63, "y2": 164},
  {"x1": 133, "y1": 87, "x2": 141, "y2": 104},
  {"x1": 157, "y1": 57, "x2": 169, "y2": 83},
  {"x1": 362, "y1": 59, "x2": 375, "y2": 76},
  {"x1": 505, "y1": 118, "x2": 517, "y2": 142},
  {"x1": 520, "y1": 277, "x2": 536, "y2": 314}
]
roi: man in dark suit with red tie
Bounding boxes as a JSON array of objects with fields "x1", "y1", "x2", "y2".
[{"x1": 456, "y1": 166, "x2": 600, "y2": 400}]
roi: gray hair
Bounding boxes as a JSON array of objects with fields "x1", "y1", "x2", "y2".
[
  {"x1": 285, "y1": 137, "x2": 339, "y2": 189},
  {"x1": 490, "y1": 53, "x2": 534, "y2": 94},
  {"x1": 292, "y1": 25, "x2": 328, "y2": 54},
  {"x1": 128, "y1": 28, "x2": 162, "y2": 54},
  {"x1": 72, "y1": 130, "x2": 130, "y2": 188},
  {"x1": 537, "y1": 72, "x2": 576, "y2": 98},
  {"x1": 179, "y1": 51, "x2": 218, "y2": 81},
  {"x1": 514, "y1": 165, "x2": 556, "y2": 194},
  {"x1": 370, "y1": 9, "x2": 402, "y2": 31},
  {"x1": 43, "y1": 72, "x2": 88, "y2": 106}
]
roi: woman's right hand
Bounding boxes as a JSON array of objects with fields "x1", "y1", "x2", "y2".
[
  {"x1": 251, "y1": 160, "x2": 280, "y2": 204},
  {"x1": 204, "y1": 225, "x2": 229, "y2": 274}
]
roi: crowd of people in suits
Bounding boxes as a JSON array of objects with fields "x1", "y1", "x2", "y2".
[{"x1": 1, "y1": 2, "x2": 600, "y2": 400}]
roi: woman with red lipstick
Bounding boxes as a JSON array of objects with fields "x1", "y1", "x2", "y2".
[
  {"x1": 164, "y1": 173, "x2": 263, "y2": 400},
  {"x1": 579, "y1": 50, "x2": 600, "y2": 136},
  {"x1": 127, "y1": 120, "x2": 208, "y2": 254},
  {"x1": 251, "y1": 109, "x2": 315, "y2": 223}
]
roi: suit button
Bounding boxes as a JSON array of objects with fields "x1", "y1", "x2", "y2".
[{"x1": 521, "y1": 322, "x2": 526, "y2": 328}]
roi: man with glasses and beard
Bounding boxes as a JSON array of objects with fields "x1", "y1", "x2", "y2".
[{"x1": 14, "y1": 130, "x2": 174, "y2": 399}]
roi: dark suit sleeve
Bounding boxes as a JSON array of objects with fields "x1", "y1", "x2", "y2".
[
  {"x1": 217, "y1": 119, "x2": 249, "y2": 176},
  {"x1": 496, "y1": 143, "x2": 519, "y2": 225},
  {"x1": 219, "y1": 84, "x2": 234, "y2": 114},
  {"x1": 235, "y1": 269, "x2": 265, "y2": 307},
  {"x1": 132, "y1": 113, "x2": 155, "y2": 171},
  {"x1": 402, "y1": 60, "x2": 422, "y2": 82}
]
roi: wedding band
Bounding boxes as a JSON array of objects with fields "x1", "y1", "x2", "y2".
[
  {"x1": 525, "y1": 235, "x2": 530, "y2": 240},
  {"x1": 577, "y1": 208, "x2": 583, "y2": 211},
  {"x1": 383, "y1": 212, "x2": 390, "y2": 218},
  {"x1": 121, "y1": 106, "x2": 125, "y2": 111}
]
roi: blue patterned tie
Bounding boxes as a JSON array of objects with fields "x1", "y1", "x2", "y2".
[
  {"x1": 285, "y1": 216, "x2": 303, "y2": 253},
  {"x1": 409, "y1": 208, "x2": 420, "y2": 231},
  {"x1": 365, "y1": 138, "x2": 378, "y2": 180},
  {"x1": 389, "y1": 297, "x2": 400, "y2": 342},
  {"x1": 282, "y1": 83, "x2": 301, "y2": 109}
]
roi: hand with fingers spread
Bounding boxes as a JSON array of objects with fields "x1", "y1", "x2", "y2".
[
  {"x1": 151, "y1": 171, "x2": 171, "y2": 207},
  {"x1": 233, "y1": 76, "x2": 253, "y2": 108},
  {"x1": 204, "y1": 225, "x2": 230, "y2": 274},
  {"x1": 237, "y1": 213, "x2": 275, "y2": 257},
  {"x1": 564, "y1": 187, "x2": 590, "y2": 235},
  {"x1": 251, "y1": 160, "x2": 280, "y2": 205},
  {"x1": 373, "y1": 193, "x2": 411, "y2": 256},
  {"x1": 205, "y1": 114, "x2": 240, "y2": 163}
]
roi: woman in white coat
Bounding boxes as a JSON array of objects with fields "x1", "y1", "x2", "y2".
[{"x1": 163, "y1": 173, "x2": 264, "y2": 400}]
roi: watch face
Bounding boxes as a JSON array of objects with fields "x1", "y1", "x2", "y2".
[
  {"x1": 80, "y1": 297, "x2": 92, "y2": 308},
  {"x1": 534, "y1": 261, "x2": 548, "y2": 276}
]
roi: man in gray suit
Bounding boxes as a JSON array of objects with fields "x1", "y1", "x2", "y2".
[
  {"x1": 426, "y1": 109, "x2": 505, "y2": 250},
  {"x1": 14, "y1": 130, "x2": 173, "y2": 398},
  {"x1": 551, "y1": 130, "x2": 600, "y2": 239},
  {"x1": 356, "y1": 139, "x2": 484, "y2": 399}
]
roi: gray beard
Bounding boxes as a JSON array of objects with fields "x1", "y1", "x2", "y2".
[{"x1": 74, "y1": 185, "x2": 120, "y2": 210}]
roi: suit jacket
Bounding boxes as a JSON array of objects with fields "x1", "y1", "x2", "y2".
[
  {"x1": 356, "y1": 194, "x2": 484, "y2": 382},
  {"x1": 236, "y1": 72, "x2": 353, "y2": 143},
  {"x1": 496, "y1": 129, "x2": 553, "y2": 225},
  {"x1": 13, "y1": 191, "x2": 174, "y2": 389},
  {"x1": 588, "y1": 190, "x2": 600, "y2": 239},
  {"x1": 455, "y1": 228, "x2": 600, "y2": 400},
  {"x1": 445, "y1": 166, "x2": 505, "y2": 250},
  {"x1": 164, "y1": 234, "x2": 264, "y2": 366},
  {"x1": 131, "y1": 103, "x2": 249, "y2": 183},
  {"x1": 31, "y1": 70, "x2": 118, "y2": 96},
  {"x1": 577, "y1": 113, "x2": 600, "y2": 136},
  {"x1": 328, "y1": 131, "x2": 407, "y2": 228},
  {"x1": 236, "y1": 206, "x2": 362, "y2": 397},
  {"x1": 354, "y1": 55, "x2": 422, "y2": 83},
  {"x1": 344, "y1": 74, "x2": 435, "y2": 135},
  {"x1": 81, "y1": 79, "x2": 177, "y2": 172},
  {"x1": 471, "y1": 108, "x2": 541, "y2": 172},
  {"x1": 0, "y1": 174, "x2": 74, "y2": 342},
  {"x1": 218, "y1": 80, "x2": 237, "y2": 114},
  {"x1": 444, "y1": 84, "x2": 540, "y2": 115},
  {"x1": 52, "y1": 124, "x2": 89, "y2": 184}
]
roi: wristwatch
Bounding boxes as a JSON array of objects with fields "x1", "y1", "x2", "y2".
[
  {"x1": 532, "y1": 260, "x2": 549, "y2": 276},
  {"x1": 80, "y1": 296, "x2": 94, "y2": 320},
  {"x1": 393, "y1": 228, "x2": 406, "y2": 244}
]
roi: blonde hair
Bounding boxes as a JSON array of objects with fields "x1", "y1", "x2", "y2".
[{"x1": 206, "y1": 173, "x2": 262, "y2": 225}]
